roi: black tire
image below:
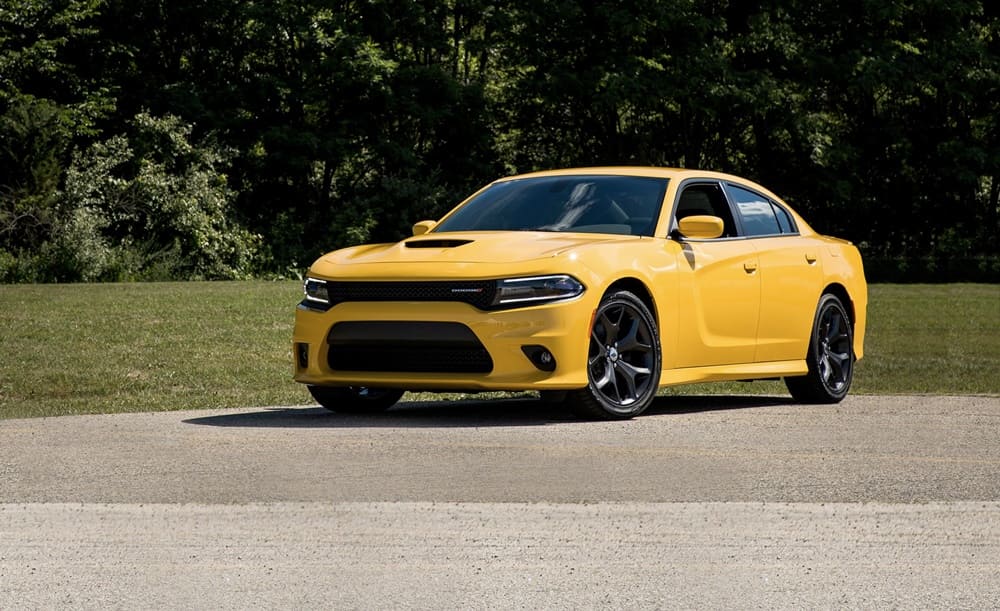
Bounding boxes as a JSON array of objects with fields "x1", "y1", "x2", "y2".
[
  {"x1": 566, "y1": 290, "x2": 661, "y2": 420},
  {"x1": 785, "y1": 294, "x2": 854, "y2": 403},
  {"x1": 308, "y1": 385, "x2": 404, "y2": 413}
]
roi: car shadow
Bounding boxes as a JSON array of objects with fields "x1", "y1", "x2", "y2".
[{"x1": 183, "y1": 394, "x2": 791, "y2": 429}]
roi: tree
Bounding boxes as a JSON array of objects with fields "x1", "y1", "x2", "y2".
[
  {"x1": 55, "y1": 112, "x2": 259, "y2": 281},
  {"x1": 2, "y1": 0, "x2": 997, "y2": 281},
  {"x1": 0, "y1": 0, "x2": 114, "y2": 280}
]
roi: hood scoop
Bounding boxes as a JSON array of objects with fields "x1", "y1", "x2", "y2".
[{"x1": 404, "y1": 238, "x2": 473, "y2": 249}]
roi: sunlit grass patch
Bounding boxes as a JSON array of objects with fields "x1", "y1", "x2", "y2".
[
  {"x1": 1, "y1": 282, "x2": 997, "y2": 419},
  {"x1": 1, "y1": 282, "x2": 305, "y2": 418}
]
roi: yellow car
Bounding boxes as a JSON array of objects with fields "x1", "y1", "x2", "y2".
[{"x1": 293, "y1": 167, "x2": 867, "y2": 419}]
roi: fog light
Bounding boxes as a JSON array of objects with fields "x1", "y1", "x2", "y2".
[
  {"x1": 521, "y1": 345, "x2": 556, "y2": 372},
  {"x1": 296, "y1": 343, "x2": 309, "y2": 369}
]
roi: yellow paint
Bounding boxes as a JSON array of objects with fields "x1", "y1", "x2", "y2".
[
  {"x1": 677, "y1": 215, "x2": 724, "y2": 239},
  {"x1": 293, "y1": 167, "x2": 867, "y2": 392}
]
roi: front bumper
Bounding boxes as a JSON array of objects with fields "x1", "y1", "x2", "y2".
[{"x1": 292, "y1": 298, "x2": 594, "y2": 391}]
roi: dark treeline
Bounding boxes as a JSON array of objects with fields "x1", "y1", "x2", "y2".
[{"x1": 1, "y1": 0, "x2": 997, "y2": 282}]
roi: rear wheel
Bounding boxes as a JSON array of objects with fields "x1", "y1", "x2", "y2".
[
  {"x1": 567, "y1": 290, "x2": 661, "y2": 420},
  {"x1": 308, "y1": 385, "x2": 404, "y2": 413},
  {"x1": 785, "y1": 294, "x2": 854, "y2": 403}
]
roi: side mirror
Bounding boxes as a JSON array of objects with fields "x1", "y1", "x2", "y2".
[
  {"x1": 412, "y1": 220, "x2": 437, "y2": 236},
  {"x1": 677, "y1": 215, "x2": 724, "y2": 240}
]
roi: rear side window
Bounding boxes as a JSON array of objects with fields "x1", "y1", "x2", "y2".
[
  {"x1": 727, "y1": 184, "x2": 796, "y2": 237},
  {"x1": 773, "y1": 203, "x2": 794, "y2": 233}
]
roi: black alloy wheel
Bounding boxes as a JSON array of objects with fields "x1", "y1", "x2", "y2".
[
  {"x1": 308, "y1": 385, "x2": 404, "y2": 413},
  {"x1": 567, "y1": 290, "x2": 661, "y2": 419},
  {"x1": 785, "y1": 294, "x2": 854, "y2": 403}
]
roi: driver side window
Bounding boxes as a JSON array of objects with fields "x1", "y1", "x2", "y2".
[{"x1": 674, "y1": 183, "x2": 737, "y2": 238}]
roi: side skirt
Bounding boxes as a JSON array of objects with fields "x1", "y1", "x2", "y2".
[{"x1": 659, "y1": 360, "x2": 808, "y2": 387}]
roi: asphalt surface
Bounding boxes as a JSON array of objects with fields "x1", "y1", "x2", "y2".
[{"x1": 2, "y1": 394, "x2": 999, "y2": 608}]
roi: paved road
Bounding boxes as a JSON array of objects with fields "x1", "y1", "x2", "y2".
[{"x1": 2, "y1": 395, "x2": 999, "y2": 608}]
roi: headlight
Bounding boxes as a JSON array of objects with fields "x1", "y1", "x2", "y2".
[
  {"x1": 491, "y1": 275, "x2": 585, "y2": 307},
  {"x1": 303, "y1": 277, "x2": 330, "y2": 305}
]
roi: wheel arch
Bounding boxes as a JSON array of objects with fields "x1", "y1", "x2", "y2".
[
  {"x1": 604, "y1": 277, "x2": 658, "y2": 325},
  {"x1": 822, "y1": 283, "x2": 855, "y2": 329}
]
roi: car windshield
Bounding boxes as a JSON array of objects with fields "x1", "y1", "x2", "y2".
[{"x1": 434, "y1": 175, "x2": 669, "y2": 236}]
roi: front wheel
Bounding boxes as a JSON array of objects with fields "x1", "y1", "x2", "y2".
[
  {"x1": 566, "y1": 290, "x2": 662, "y2": 420},
  {"x1": 308, "y1": 385, "x2": 404, "y2": 414},
  {"x1": 785, "y1": 294, "x2": 854, "y2": 403}
]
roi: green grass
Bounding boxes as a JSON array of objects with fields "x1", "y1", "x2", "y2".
[
  {"x1": 0, "y1": 282, "x2": 307, "y2": 419},
  {"x1": 1, "y1": 282, "x2": 997, "y2": 419},
  {"x1": 854, "y1": 284, "x2": 1000, "y2": 394}
]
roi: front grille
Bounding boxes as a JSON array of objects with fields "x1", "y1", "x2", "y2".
[
  {"x1": 327, "y1": 321, "x2": 493, "y2": 374},
  {"x1": 326, "y1": 280, "x2": 497, "y2": 310}
]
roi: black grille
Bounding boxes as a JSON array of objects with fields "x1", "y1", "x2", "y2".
[
  {"x1": 327, "y1": 321, "x2": 493, "y2": 373},
  {"x1": 326, "y1": 280, "x2": 497, "y2": 310}
]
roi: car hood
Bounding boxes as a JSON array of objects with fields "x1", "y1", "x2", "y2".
[{"x1": 314, "y1": 231, "x2": 642, "y2": 272}]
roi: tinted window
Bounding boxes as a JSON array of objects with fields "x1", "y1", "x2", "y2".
[
  {"x1": 435, "y1": 175, "x2": 669, "y2": 236},
  {"x1": 728, "y1": 185, "x2": 781, "y2": 236},
  {"x1": 674, "y1": 183, "x2": 738, "y2": 238},
  {"x1": 772, "y1": 202, "x2": 795, "y2": 233}
]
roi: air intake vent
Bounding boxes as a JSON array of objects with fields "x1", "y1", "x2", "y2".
[
  {"x1": 327, "y1": 321, "x2": 493, "y2": 373},
  {"x1": 404, "y1": 239, "x2": 473, "y2": 248}
]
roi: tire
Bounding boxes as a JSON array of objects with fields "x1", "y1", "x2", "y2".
[
  {"x1": 785, "y1": 294, "x2": 854, "y2": 403},
  {"x1": 308, "y1": 385, "x2": 404, "y2": 413},
  {"x1": 566, "y1": 290, "x2": 662, "y2": 419}
]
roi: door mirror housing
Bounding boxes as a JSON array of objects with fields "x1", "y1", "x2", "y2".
[
  {"x1": 412, "y1": 220, "x2": 437, "y2": 236},
  {"x1": 676, "y1": 215, "x2": 724, "y2": 240}
]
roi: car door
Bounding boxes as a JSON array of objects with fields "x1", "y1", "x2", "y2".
[
  {"x1": 670, "y1": 181, "x2": 760, "y2": 367},
  {"x1": 724, "y1": 182, "x2": 824, "y2": 362}
]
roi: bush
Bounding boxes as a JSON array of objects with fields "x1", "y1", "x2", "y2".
[{"x1": 47, "y1": 112, "x2": 261, "y2": 281}]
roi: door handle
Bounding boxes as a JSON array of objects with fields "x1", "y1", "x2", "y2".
[
  {"x1": 805, "y1": 252, "x2": 818, "y2": 264},
  {"x1": 743, "y1": 261, "x2": 758, "y2": 273}
]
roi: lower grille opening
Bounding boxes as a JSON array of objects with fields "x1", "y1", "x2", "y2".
[{"x1": 327, "y1": 321, "x2": 493, "y2": 374}]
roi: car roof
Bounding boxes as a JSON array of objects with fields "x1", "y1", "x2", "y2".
[
  {"x1": 500, "y1": 166, "x2": 763, "y2": 184},
  {"x1": 494, "y1": 166, "x2": 783, "y2": 203}
]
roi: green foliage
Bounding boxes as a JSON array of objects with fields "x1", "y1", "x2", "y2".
[
  {"x1": 0, "y1": 96, "x2": 73, "y2": 254},
  {"x1": 2, "y1": 112, "x2": 259, "y2": 282},
  {"x1": 0, "y1": 0, "x2": 113, "y2": 133},
  {"x1": 55, "y1": 113, "x2": 260, "y2": 280},
  {"x1": 0, "y1": 0, "x2": 997, "y2": 281}
]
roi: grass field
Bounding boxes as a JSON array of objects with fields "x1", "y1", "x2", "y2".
[{"x1": 1, "y1": 282, "x2": 997, "y2": 419}]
